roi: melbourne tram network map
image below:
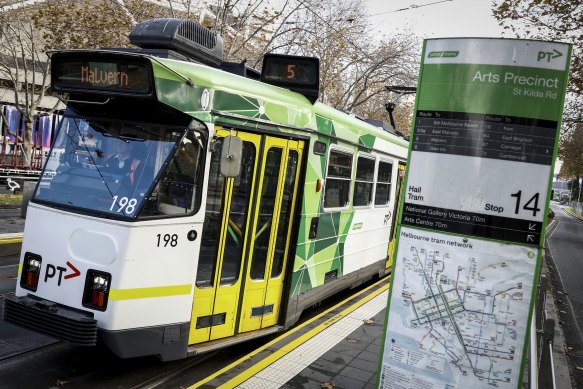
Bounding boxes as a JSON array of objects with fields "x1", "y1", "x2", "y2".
[{"x1": 380, "y1": 227, "x2": 536, "y2": 389}]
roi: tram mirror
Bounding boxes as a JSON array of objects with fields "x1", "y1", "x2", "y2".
[{"x1": 220, "y1": 135, "x2": 243, "y2": 177}]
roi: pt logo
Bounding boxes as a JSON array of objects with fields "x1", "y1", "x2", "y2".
[
  {"x1": 537, "y1": 49, "x2": 562, "y2": 62},
  {"x1": 44, "y1": 261, "x2": 81, "y2": 286}
]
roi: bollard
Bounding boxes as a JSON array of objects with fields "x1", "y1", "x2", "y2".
[{"x1": 21, "y1": 181, "x2": 36, "y2": 218}]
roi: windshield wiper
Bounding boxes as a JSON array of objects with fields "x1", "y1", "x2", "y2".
[{"x1": 72, "y1": 119, "x2": 114, "y2": 198}]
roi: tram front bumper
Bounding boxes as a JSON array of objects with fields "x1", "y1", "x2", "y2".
[{"x1": 3, "y1": 294, "x2": 97, "y2": 346}]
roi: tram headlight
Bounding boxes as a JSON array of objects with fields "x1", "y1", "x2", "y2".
[
  {"x1": 20, "y1": 252, "x2": 42, "y2": 292},
  {"x1": 82, "y1": 270, "x2": 111, "y2": 311}
]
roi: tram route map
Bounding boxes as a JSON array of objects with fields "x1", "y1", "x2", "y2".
[{"x1": 380, "y1": 227, "x2": 537, "y2": 389}]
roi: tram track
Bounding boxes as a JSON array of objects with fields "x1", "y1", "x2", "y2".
[
  {"x1": 0, "y1": 273, "x2": 389, "y2": 388},
  {"x1": 129, "y1": 351, "x2": 219, "y2": 389}
]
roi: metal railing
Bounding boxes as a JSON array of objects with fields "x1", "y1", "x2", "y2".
[{"x1": 530, "y1": 275, "x2": 556, "y2": 389}]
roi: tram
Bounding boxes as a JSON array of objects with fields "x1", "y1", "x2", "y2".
[{"x1": 4, "y1": 19, "x2": 408, "y2": 361}]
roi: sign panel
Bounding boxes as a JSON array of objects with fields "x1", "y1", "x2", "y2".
[
  {"x1": 379, "y1": 38, "x2": 571, "y2": 389},
  {"x1": 52, "y1": 55, "x2": 152, "y2": 94}
]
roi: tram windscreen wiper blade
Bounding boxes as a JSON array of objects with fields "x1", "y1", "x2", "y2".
[{"x1": 72, "y1": 119, "x2": 114, "y2": 198}]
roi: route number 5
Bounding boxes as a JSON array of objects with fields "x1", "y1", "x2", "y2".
[
  {"x1": 510, "y1": 191, "x2": 540, "y2": 217},
  {"x1": 287, "y1": 64, "x2": 296, "y2": 79}
]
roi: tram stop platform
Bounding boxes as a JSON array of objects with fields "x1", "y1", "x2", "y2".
[
  {"x1": 188, "y1": 270, "x2": 573, "y2": 389},
  {"x1": 0, "y1": 207, "x2": 24, "y2": 259},
  {"x1": 191, "y1": 280, "x2": 389, "y2": 389}
]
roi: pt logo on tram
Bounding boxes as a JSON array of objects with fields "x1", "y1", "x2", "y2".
[{"x1": 44, "y1": 261, "x2": 81, "y2": 286}]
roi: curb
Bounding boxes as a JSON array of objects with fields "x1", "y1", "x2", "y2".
[
  {"x1": 563, "y1": 207, "x2": 583, "y2": 221},
  {"x1": 545, "y1": 215, "x2": 573, "y2": 389},
  {"x1": 0, "y1": 205, "x2": 21, "y2": 210},
  {"x1": 0, "y1": 233, "x2": 23, "y2": 258}
]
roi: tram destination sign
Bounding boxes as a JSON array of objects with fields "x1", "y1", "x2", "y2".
[
  {"x1": 52, "y1": 53, "x2": 152, "y2": 94},
  {"x1": 378, "y1": 38, "x2": 571, "y2": 389}
]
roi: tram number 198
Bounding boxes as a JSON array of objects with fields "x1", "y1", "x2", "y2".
[
  {"x1": 157, "y1": 234, "x2": 178, "y2": 247},
  {"x1": 110, "y1": 196, "x2": 137, "y2": 215}
]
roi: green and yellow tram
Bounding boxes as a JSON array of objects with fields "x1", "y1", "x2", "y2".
[{"x1": 4, "y1": 19, "x2": 408, "y2": 361}]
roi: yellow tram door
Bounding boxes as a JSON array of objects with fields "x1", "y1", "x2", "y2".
[
  {"x1": 238, "y1": 138, "x2": 304, "y2": 333},
  {"x1": 386, "y1": 162, "x2": 407, "y2": 271},
  {"x1": 189, "y1": 129, "x2": 261, "y2": 344},
  {"x1": 189, "y1": 130, "x2": 304, "y2": 344}
]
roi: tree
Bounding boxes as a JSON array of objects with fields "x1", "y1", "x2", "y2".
[
  {"x1": 272, "y1": 0, "x2": 418, "y2": 132},
  {"x1": 558, "y1": 123, "x2": 583, "y2": 178},
  {"x1": 198, "y1": 0, "x2": 305, "y2": 66},
  {"x1": 12, "y1": 0, "x2": 416, "y2": 141},
  {"x1": 492, "y1": 0, "x2": 583, "y2": 132},
  {"x1": 32, "y1": 0, "x2": 300, "y2": 67},
  {"x1": 0, "y1": 8, "x2": 57, "y2": 167},
  {"x1": 33, "y1": 0, "x2": 163, "y2": 50}
]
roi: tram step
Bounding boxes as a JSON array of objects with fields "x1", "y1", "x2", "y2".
[{"x1": 187, "y1": 325, "x2": 283, "y2": 356}]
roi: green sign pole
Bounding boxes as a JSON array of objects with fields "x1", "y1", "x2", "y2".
[{"x1": 378, "y1": 38, "x2": 571, "y2": 389}]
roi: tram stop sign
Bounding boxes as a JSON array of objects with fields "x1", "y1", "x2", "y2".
[{"x1": 378, "y1": 38, "x2": 571, "y2": 389}]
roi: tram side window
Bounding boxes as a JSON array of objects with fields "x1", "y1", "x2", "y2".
[
  {"x1": 353, "y1": 155, "x2": 375, "y2": 207},
  {"x1": 143, "y1": 132, "x2": 203, "y2": 216},
  {"x1": 324, "y1": 149, "x2": 352, "y2": 209},
  {"x1": 375, "y1": 160, "x2": 393, "y2": 206}
]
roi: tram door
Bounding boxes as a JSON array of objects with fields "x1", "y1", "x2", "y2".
[
  {"x1": 189, "y1": 128, "x2": 304, "y2": 344},
  {"x1": 386, "y1": 162, "x2": 407, "y2": 271}
]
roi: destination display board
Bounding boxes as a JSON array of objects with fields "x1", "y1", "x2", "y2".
[
  {"x1": 51, "y1": 52, "x2": 153, "y2": 95},
  {"x1": 378, "y1": 38, "x2": 571, "y2": 389}
]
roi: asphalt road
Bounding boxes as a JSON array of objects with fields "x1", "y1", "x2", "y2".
[{"x1": 547, "y1": 203, "x2": 583, "y2": 386}]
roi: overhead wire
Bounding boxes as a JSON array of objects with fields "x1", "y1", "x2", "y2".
[
  {"x1": 291, "y1": 0, "x2": 456, "y2": 58},
  {"x1": 368, "y1": 0, "x2": 454, "y2": 18},
  {"x1": 294, "y1": 0, "x2": 372, "y2": 58}
]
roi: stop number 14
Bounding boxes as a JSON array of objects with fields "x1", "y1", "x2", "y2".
[{"x1": 510, "y1": 191, "x2": 541, "y2": 217}]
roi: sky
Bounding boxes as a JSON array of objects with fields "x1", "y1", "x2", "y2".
[{"x1": 364, "y1": 0, "x2": 505, "y2": 39}]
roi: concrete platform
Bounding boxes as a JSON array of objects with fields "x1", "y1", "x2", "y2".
[{"x1": 0, "y1": 208, "x2": 24, "y2": 258}]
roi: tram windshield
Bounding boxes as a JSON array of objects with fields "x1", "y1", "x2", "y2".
[{"x1": 34, "y1": 116, "x2": 204, "y2": 219}]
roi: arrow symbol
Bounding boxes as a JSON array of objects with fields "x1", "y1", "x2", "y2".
[
  {"x1": 552, "y1": 49, "x2": 562, "y2": 59},
  {"x1": 526, "y1": 235, "x2": 535, "y2": 242},
  {"x1": 529, "y1": 223, "x2": 537, "y2": 231},
  {"x1": 64, "y1": 261, "x2": 81, "y2": 279}
]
